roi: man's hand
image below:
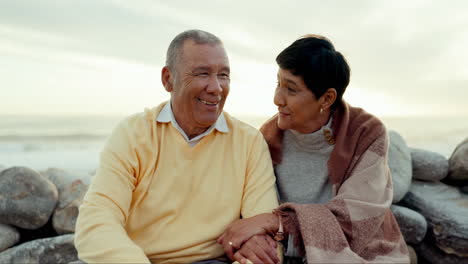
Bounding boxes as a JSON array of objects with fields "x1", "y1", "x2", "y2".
[
  {"x1": 217, "y1": 213, "x2": 278, "y2": 260},
  {"x1": 233, "y1": 235, "x2": 279, "y2": 264}
]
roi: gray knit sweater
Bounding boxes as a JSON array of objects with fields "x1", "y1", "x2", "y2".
[
  {"x1": 275, "y1": 119, "x2": 335, "y2": 205},
  {"x1": 275, "y1": 118, "x2": 335, "y2": 258}
]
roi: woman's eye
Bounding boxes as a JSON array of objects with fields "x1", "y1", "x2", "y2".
[{"x1": 287, "y1": 87, "x2": 296, "y2": 93}]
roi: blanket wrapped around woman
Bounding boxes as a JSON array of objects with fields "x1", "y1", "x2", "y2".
[{"x1": 260, "y1": 100, "x2": 409, "y2": 263}]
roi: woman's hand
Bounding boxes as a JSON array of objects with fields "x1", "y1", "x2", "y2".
[
  {"x1": 233, "y1": 235, "x2": 279, "y2": 264},
  {"x1": 217, "y1": 213, "x2": 278, "y2": 260}
]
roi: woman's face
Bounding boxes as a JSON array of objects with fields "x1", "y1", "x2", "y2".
[{"x1": 274, "y1": 68, "x2": 326, "y2": 133}]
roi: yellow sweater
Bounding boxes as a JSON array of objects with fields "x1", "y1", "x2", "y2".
[{"x1": 75, "y1": 102, "x2": 279, "y2": 264}]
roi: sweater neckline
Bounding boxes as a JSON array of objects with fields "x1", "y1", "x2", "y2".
[{"x1": 286, "y1": 117, "x2": 333, "y2": 151}]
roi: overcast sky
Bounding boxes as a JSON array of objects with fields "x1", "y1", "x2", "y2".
[{"x1": 1, "y1": 0, "x2": 467, "y2": 117}]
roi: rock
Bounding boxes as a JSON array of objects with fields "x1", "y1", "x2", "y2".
[
  {"x1": 415, "y1": 239, "x2": 468, "y2": 263},
  {"x1": 68, "y1": 260, "x2": 86, "y2": 264},
  {"x1": 391, "y1": 205, "x2": 427, "y2": 244},
  {"x1": 402, "y1": 181, "x2": 468, "y2": 257},
  {"x1": 461, "y1": 185, "x2": 468, "y2": 195},
  {"x1": 407, "y1": 245, "x2": 417, "y2": 264},
  {"x1": 42, "y1": 168, "x2": 90, "y2": 234},
  {"x1": 0, "y1": 224, "x2": 19, "y2": 252},
  {"x1": 447, "y1": 137, "x2": 468, "y2": 182},
  {"x1": 42, "y1": 168, "x2": 90, "y2": 192},
  {"x1": 0, "y1": 234, "x2": 77, "y2": 264},
  {"x1": 0, "y1": 167, "x2": 58, "y2": 229},
  {"x1": 16, "y1": 218, "x2": 58, "y2": 245},
  {"x1": 388, "y1": 131, "x2": 412, "y2": 203},
  {"x1": 52, "y1": 182, "x2": 89, "y2": 235},
  {"x1": 410, "y1": 147, "x2": 448, "y2": 181}
]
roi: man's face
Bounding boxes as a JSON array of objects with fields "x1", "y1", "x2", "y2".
[{"x1": 166, "y1": 40, "x2": 230, "y2": 135}]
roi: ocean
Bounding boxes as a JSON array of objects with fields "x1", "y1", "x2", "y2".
[{"x1": 0, "y1": 114, "x2": 466, "y2": 174}]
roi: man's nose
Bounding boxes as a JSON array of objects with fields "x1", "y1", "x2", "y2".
[{"x1": 206, "y1": 75, "x2": 223, "y2": 94}]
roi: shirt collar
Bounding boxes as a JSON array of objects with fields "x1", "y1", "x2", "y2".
[{"x1": 156, "y1": 101, "x2": 229, "y2": 133}]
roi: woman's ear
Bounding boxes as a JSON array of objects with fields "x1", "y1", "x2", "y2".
[
  {"x1": 320, "y1": 88, "x2": 337, "y2": 110},
  {"x1": 161, "y1": 66, "x2": 174, "y2": 92}
]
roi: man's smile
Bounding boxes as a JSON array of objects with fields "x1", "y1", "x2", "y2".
[{"x1": 198, "y1": 98, "x2": 219, "y2": 106}]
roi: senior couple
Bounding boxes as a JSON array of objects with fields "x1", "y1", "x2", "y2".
[{"x1": 75, "y1": 30, "x2": 410, "y2": 264}]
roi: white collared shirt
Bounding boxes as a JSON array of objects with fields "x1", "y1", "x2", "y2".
[{"x1": 156, "y1": 102, "x2": 229, "y2": 147}]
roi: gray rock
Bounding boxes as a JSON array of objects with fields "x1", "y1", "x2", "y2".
[
  {"x1": 402, "y1": 181, "x2": 468, "y2": 256},
  {"x1": 16, "y1": 218, "x2": 58, "y2": 244},
  {"x1": 68, "y1": 260, "x2": 86, "y2": 264},
  {"x1": 0, "y1": 224, "x2": 19, "y2": 252},
  {"x1": 388, "y1": 131, "x2": 412, "y2": 203},
  {"x1": 411, "y1": 147, "x2": 449, "y2": 181},
  {"x1": 448, "y1": 137, "x2": 468, "y2": 182},
  {"x1": 461, "y1": 185, "x2": 468, "y2": 195},
  {"x1": 42, "y1": 168, "x2": 90, "y2": 234},
  {"x1": 42, "y1": 168, "x2": 90, "y2": 192},
  {"x1": 415, "y1": 240, "x2": 468, "y2": 263},
  {"x1": 0, "y1": 167, "x2": 58, "y2": 229},
  {"x1": 391, "y1": 205, "x2": 427, "y2": 244},
  {"x1": 0, "y1": 234, "x2": 77, "y2": 264},
  {"x1": 52, "y1": 183, "x2": 89, "y2": 235}
]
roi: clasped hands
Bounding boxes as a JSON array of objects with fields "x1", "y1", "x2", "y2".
[{"x1": 217, "y1": 213, "x2": 281, "y2": 264}]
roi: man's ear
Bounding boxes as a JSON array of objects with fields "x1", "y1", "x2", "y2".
[{"x1": 161, "y1": 66, "x2": 174, "y2": 92}]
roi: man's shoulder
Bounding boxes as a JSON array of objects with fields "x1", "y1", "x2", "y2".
[
  {"x1": 223, "y1": 112, "x2": 264, "y2": 141},
  {"x1": 115, "y1": 102, "x2": 166, "y2": 136}
]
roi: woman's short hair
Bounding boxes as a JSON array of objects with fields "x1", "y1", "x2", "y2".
[{"x1": 276, "y1": 35, "x2": 350, "y2": 109}]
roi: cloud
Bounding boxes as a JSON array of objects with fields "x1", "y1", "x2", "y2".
[{"x1": 1, "y1": 0, "x2": 468, "y2": 116}]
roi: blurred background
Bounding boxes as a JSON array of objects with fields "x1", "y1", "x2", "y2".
[{"x1": 1, "y1": 0, "x2": 467, "y2": 173}]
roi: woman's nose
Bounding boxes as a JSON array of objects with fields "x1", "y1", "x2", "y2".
[{"x1": 274, "y1": 88, "x2": 285, "y2": 106}]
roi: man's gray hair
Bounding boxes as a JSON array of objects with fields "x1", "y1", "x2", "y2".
[{"x1": 165, "y1": 29, "x2": 222, "y2": 71}]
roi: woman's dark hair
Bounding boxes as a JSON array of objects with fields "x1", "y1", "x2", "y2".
[{"x1": 276, "y1": 34, "x2": 350, "y2": 109}]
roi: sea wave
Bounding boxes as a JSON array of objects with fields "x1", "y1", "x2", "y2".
[{"x1": 0, "y1": 133, "x2": 108, "y2": 141}]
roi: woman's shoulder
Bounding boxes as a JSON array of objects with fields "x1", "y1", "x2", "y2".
[{"x1": 334, "y1": 101, "x2": 387, "y2": 140}]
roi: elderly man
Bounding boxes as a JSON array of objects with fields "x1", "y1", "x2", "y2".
[{"x1": 74, "y1": 30, "x2": 279, "y2": 264}]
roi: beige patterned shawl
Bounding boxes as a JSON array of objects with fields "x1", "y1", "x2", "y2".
[{"x1": 260, "y1": 101, "x2": 409, "y2": 263}]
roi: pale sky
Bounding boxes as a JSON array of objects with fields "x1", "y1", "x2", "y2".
[{"x1": 1, "y1": 0, "x2": 468, "y2": 117}]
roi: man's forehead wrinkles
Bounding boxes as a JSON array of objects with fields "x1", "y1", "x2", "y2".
[
  {"x1": 222, "y1": 66, "x2": 230, "y2": 73},
  {"x1": 186, "y1": 65, "x2": 230, "y2": 73},
  {"x1": 192, "y1": 66, "x2": 211, "y2": 71}
]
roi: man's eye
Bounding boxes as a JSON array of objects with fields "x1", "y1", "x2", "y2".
[
  {"x1": 287, "y1": 87, "x2": 296, "y2": 93},
  {"x1": 218, "y1": 73, "x2": 230, "y2": 79},
  {"x1": 194, "y1": 72, "x2": 209, "y2": 77}
]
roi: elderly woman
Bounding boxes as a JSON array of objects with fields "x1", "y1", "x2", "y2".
[{"x1": 219, "y1": 35, "x2": 409, "y2": 263}]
